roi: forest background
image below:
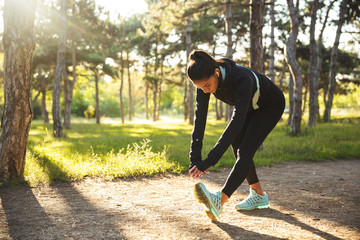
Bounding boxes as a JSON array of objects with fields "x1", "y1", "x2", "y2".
[
  {"x1": 0, "y1": 0, "x2": 359, "y2": 183},
  {"x1": 1, "y1": 0, "x2": 359, "y2": 127}
]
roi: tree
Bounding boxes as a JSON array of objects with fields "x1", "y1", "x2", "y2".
[
  {"x1": 53, "y1": 0, "x2": 67, "y2": 137},
  {"x1": 120, "y1": 49, "x2": 126, "y2": 123},
  {"x1": 323, "y1": 0, "x2": 348, "y2": 122},
  {"x1": 186, "y1": 16, "x2": 194, "y2": 125},
  {"x1": 250, "y1": 0, "x2": 264, "y2": 73},
  {"x1": 285, "y1": 0, "x2": 303, "y2": 135},
  {"x1": 121, "y1": 15, "x2": 144, "y2": 121},
  {"x1": 225, "y1": 0, "x2": 234, "y2": 121},
  {"x1": 64, "y1": 1, "x2": 82, "y2": 129},
  {"x1": 250, "y1": 0, "x2": 264, "y2": 149},
  {"x1": 314, "y1": 1, "x2": 335, "y2": 119},
  {"x1": 268, "y1": 0, "x2": 276, "y2": 83},
  {"x1": 288, "y1": 74, "x2": 294, "y2": 126},
  {"x1": 32, "y1": 47, "x2": 56, "y2": 124},
  {"x1": 307, "y1": 0, "x2": 319, "y2": 127},
  {"x1": 133, "y1": 31, "x2": 151, "y2": 121},
  {"x1": 0, "y1": 0, "x2": 36, "y2": 179},
  {"x1": 104, "y1": 18, "x2": 126, "y2": 124}
]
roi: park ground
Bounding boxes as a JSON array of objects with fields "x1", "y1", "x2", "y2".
[{"x1": 0, "y1": 159, "x2": 359, "y2": 240}]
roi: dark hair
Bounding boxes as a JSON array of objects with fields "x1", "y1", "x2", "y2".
[{"x1": 187, "y1": 50, "x2": 219, "y2": 81}]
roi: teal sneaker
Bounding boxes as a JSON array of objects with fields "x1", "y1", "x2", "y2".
[
  {"x1": 235, "y1": 188, "x2": 270, "y2": 211},
  {"x1": 194, "y1": 182, "x2": 223, "y2": 221}
]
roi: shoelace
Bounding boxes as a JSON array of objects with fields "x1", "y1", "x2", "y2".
[
  {"x1": 210, "y1": 192, "x2": 221, "y2": 209},
  {"x1": 245, "y1": 194, "x2": 263, "y2": 204}
]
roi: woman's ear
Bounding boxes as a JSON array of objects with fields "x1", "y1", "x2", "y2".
[{"x1": 216, "y1": 69, "x2": 220, "y2": 78}]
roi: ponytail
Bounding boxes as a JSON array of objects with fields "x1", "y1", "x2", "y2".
[{"x1": 187, "y1": 50, "x2": 219, "y2": 81}]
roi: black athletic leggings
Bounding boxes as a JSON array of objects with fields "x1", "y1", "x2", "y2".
[{"x1": 221, "y1": 93, "x2": 285, "y2": 198}]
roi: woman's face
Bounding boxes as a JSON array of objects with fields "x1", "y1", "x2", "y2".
[{"x1": 193, "y1": 69, "x2": 219, "y2": 94}]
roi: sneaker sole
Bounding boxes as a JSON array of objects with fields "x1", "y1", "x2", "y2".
[
  {"x1": 235, "y1": 202, "x2": 270, "y2": 211},
  {"x1": 194, "y1": 183, "x2": 219, "y2": 221}
]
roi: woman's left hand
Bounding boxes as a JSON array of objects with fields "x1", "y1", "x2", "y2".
[{"x1": 189, "y1": 165, "x2": 209, "y2": 179}]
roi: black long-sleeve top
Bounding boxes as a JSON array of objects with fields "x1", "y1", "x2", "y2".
[{"x1": 189, "y1": 58, "x2": 281, "y2": 171}]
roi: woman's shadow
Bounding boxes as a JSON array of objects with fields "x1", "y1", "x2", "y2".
[
  {"x1": 233, "y1": 208, "x2": 343, "y2": 240},
  {"x1": 214, "y1": 220, "x2": 287, "y2": 240}
]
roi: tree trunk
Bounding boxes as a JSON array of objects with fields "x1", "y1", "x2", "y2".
[
  {"x1": 157, "y1": 84, "x2": 161, "y2": 121},
  {"x1": 41, "y1": 89, "x2": 49, "y2": 123},
  {"x1": 250, "y1": 0, "x2": 265, "y2": 148},
  {"x1": 127, "y1": 50, "x2": 132, "y2": 122},
  {"x1": 95, "y1": 70, "x2": 100, "y2": 124},
  {"x1": 315, "y1": 1, "x2": 335, "y2": 120},
  {"x1": 308, "y1": 0, "x2": 319, "y2": 127},
  {"x1": 145, "y1": 83, "x2": 149, "y2": 120},
  {"x1": 250, "y1": 0, "x2": 264, "y2": 73},
  {"x1": 220, "y1": 100, "x2": 224, "y2": 118},
  {"x1": 119, "y1": 50, "x2": 125, "y2": 124},
  {"x1": 269, "y1": 0, "x2": 276, "y2": 82},
  {"x1": 302, "y1": 84, "x2": 308, "y2": 114},
  {"x1": 285, "y1": 0, "x2": 303, "y2": 135},
  {"x1": 144, "y1": 63, "x2": 149, "y2": 120},
  {"x1": 184, "y1": 78, "x2": 188, "y2": 122},
  {"x1": 186, "y1": 16, "x2": 194, "y2": 125},
  {"x1": 324, "y1": 0, "x2": 347, "y2": 122},
  {"x1": 225, "y1": 0, "x2": 233, "y2": 60},
  {"x1": 216, "y1": 99, "x2": 221, "y2": 120},
  {"x1": 153, "y1": 83, "x2": 158, "y2": 122},
  {"x1": 0, "y1": 0, "x2": 36, "y2": 179},
  {"x1": 157, "y1": 62, "x2": 164, "y2": 121},
  {"x1": 37, "y1": 66, "x2": 49, "y2": 123},
  {"x1": 63, "y1": 69, "x2": 70, "y2": 127},
  {"x1": 279, "y1": 61, "x2": 287, "y2": 89},
  {"x1": 64, "y1": 40, "x2": 77, "y2": 129},
  {"x1": 225, "y1": 0, "x2": 234, "y2": 121},
  {"x1": 53, "y1": 0, "x2": 66, "y2": 138},
  {"x1": 288, "y1": 74, "x2": 294, "y2": 126}
]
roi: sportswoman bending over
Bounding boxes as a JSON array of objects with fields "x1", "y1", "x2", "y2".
[{"x1": 188, "y1": 50, "x2": 285, "y2": 221}]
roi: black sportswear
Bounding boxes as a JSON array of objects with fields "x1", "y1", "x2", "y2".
[{"x1": 189, "y1": 58, "x2": 285, "y2": 197}]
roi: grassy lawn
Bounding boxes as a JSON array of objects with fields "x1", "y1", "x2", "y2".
[{"x1": 23, "y1": 110, "x2": 360, "y2": 186}]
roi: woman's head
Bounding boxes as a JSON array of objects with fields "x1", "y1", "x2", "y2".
[{"x1": 187, "y1": 50, "x2": 220, "y2": 94}]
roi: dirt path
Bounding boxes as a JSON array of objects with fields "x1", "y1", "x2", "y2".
[{"x1": 1, "y1": 159, "x2": 359, "y2": 240}]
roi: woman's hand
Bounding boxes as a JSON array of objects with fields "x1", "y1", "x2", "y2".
[{"x1": 189, "y1": 165, "x2": 209, "y2": 179}]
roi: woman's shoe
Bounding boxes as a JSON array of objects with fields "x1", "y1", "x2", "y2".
[
  {"x1": 235, "y1": 188, "x2": 270, "y2": 211},
  {"x1": 194, "y1": 182, "x2": 223, "y2": 221}
]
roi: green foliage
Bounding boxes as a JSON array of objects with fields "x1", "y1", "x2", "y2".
[
  {"x1": 160, "y1": 84, "x2": 185, "y2": 114},
  {"x1": 333, "y1": 82, "x2": 360, "y2": 108},
  {"x1": 100, "y1": 96, "x2": 121, "y2": 117},
  {"x1": 25, "y1": 126, "x2": 182, "y2": 186},
  {"x1": 72, "y1": 94, "x2": 90, "y2": 117}
]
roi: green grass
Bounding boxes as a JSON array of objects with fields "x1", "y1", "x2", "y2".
[{"x1": 20, "y1": 110, "x2": 360, "y2": 186}]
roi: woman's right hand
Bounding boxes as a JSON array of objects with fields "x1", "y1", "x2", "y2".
[{"x1": 189, "y1": 165, "x2": 209, "y2": 179}]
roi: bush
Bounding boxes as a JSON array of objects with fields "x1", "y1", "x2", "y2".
[
  {"x1": 100, "y1": 96, "x2": 121, "y2": 118},
  {"x1": 84, "y1": 105, "x2": 95, "y2": 119},
  {"x1": 72, "y1": 97, "x2": 90, "y2": 117}
]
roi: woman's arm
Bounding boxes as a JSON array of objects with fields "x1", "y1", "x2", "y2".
[
  {"x1": 189, "y1": 88, "x2": 210, "y2": 169},
  {"x1": 195, "y1": 75, "x2": 256, "y2": 171}
]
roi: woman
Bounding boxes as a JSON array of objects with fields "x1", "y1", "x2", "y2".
[{"x1": 187, "y1": 50, "x2": 285, "y2": 221}]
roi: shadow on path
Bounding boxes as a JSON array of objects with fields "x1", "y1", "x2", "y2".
[
  {"x1": 239, "y1": 208, "x2": 343, "y2": 240},
  {"x1": 0, "y1": 149, "x2": 126, "y2": 240},
  {"x1": 213, "y1": 221, "x2": 287, "y2": 240},
  {"x1": 0, "y1": 185, "x2": 65, "y2": 239}
]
